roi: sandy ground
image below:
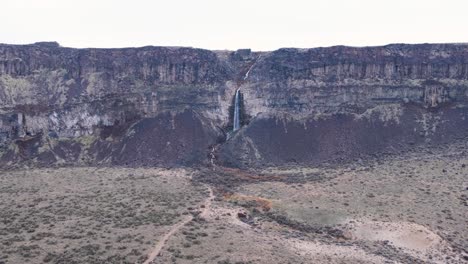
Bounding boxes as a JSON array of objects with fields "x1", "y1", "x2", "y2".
[
  {"x1": 0, "y1": 167, "x2": 207, "y2": 264},
  {"x1": 1, "y1": 142, "x2": 467, "y2": 264},
  {"x1": 143, "y1": 187, "x2": 214, "y2": 264},
  {"x1": 164, "y1": 142, "x2": 466, "y2": 263},
  {"x1": 344, "y1": 219, "x2": 449, "y2": 262}
]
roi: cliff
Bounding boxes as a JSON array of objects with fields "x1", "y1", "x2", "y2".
[{"x1": 1, "y1": 42, "x2": 467, "y2": 167}]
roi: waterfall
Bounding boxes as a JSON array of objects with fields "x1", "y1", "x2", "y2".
[{"x1": 233, "y1": 89, "x2": 241, "y2": 131}]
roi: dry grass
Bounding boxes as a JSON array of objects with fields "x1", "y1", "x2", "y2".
[{"x1": 223, "y1": 193, "x2": 273, "y2": 212}]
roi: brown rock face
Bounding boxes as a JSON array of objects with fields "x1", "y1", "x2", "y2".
[
  {"x1": 218, "y1": 45, "x2": 468, "y2": 167},
  {"x1": 0, "y1": 42, "x2": 468, "y2": 167}
]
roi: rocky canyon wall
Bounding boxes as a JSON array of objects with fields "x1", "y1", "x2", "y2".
[{"x1": 1, "y1": 42, "x2": 467, "y2": 167}]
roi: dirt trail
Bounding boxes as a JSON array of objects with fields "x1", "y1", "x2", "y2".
[
  {"x1": 199, "y1": 187, "x2": 214, "y2": 219},
  {"x1": 142, "y1": 186, "x2": 214, "y2": 264}
]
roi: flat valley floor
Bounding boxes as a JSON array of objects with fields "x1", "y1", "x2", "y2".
[{"x1": 0, "y1": 143, "x2": 467, "y2": 264}]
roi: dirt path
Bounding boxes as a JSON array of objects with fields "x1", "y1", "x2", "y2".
[
  {"x1": 198, "y1": 187, "x2": 214, "y2": 219},
  {"x1": 142, "y1": 186, "x2": 214, "y2": 264}
]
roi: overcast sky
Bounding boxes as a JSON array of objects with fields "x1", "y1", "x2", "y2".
[{"x1": 2, "y1": 0, "x2": 467, "y2": 51}]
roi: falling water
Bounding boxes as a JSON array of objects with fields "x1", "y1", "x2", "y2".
[{"x1": 233, "y1": 89, "x2": 241, "y2": 131}]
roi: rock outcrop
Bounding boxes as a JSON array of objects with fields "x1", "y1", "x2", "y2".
[{"x1": 1, "y1": 42, "x2": 467, "y2": 167}]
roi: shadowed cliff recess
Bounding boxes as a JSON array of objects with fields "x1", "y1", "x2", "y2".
[{"x1": 0, "y1": 42, "x2": 468, "y2": 168}]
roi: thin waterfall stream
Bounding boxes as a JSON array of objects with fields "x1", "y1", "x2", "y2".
[
  {"x1": 233, "y1": 89, "x2": 241, "y2": 131},
  {"x1": 230, "y1": 55, "x2": 261, "y2": 134}
]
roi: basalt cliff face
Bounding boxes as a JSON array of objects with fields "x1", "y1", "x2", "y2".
[{"x1": 1, "y1": 42, "x2": 467, "y2": 167}]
